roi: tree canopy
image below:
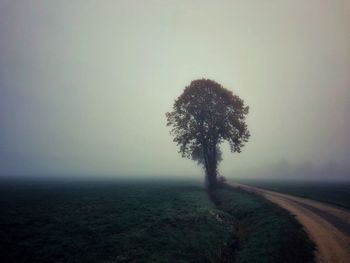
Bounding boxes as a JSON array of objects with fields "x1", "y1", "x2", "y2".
[{"x1": 166, "y1": 79, "x2": 250, "y2": 188}]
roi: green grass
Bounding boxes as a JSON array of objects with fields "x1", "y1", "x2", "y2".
[
  {"x1": 236, "y1": 179, "x2": 350, "y2": 209},
  {"x1": 0, "y1": 178, "x2": 315, "y2": 263},
  {"x1": 210, "y1": 186, "x2": 315, "y2": 263},
  {"x1": 0, "y1": 180, "x2": 235, "y2": 263}
]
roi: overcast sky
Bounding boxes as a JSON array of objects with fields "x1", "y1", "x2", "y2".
[{"x1": 1, "y1": 0, "x2": 349, "y2": 180}]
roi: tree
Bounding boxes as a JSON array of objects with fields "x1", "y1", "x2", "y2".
[{"x1": 166, "y1": 79, "x2": 250, "y2": 189}]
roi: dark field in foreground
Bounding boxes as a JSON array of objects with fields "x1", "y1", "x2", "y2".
[
  {"x1": 0, "y1": 178, "x2": 314, "y2": 263},
  {"x1": 236, "y1": 179, "x2": 350, "y2": 209}
]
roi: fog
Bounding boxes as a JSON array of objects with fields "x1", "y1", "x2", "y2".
[{"x1": 1, "y1": 0, "x2": 349, "y2": 181}]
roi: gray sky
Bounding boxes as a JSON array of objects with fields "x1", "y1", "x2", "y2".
[{"x1": 1, "y1": 0, "x2": 349, "y2": 180}]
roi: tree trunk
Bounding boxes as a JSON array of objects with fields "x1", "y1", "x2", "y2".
[
  {"x1": 206, "y1": 168, "x2": 217, "y2": 190},
  {"x1": 204, "y1": 144, "x2": 218, "y2": 190}
]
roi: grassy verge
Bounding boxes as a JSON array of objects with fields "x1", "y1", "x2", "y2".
[{"x1": 210, "y1": 185, "x2": 315, "y2": 263}]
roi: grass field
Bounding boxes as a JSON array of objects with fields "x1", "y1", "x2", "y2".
[
  {"x1": 211, "y1": 186, "x2": 314, "y2": 263},
  {"x1": 236, "y1": 179, "x2": 350, "y2": 209},
  {"x1": 0, "y1": 178, "x2": 314, "y2": 263}
]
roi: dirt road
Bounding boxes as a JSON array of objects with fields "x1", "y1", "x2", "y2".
[{"x1": 230, "y1": 182, "x2": 350, "y2": 263}]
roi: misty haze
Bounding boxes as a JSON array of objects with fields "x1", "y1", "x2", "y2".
[{"x1": 0, "y1": 1, "x2": 349, "y2": 263}]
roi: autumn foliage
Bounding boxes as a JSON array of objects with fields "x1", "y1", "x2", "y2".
[{"x1": 166, "y1": 79, "x2": 250, "y2": 189}]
